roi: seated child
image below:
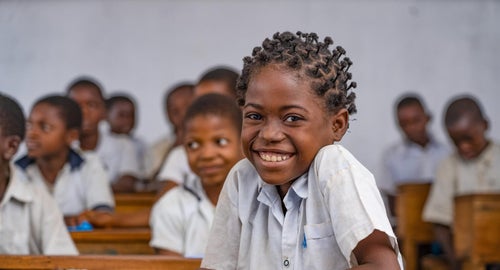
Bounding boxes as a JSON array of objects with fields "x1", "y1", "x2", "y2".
[
  {"x1": 156, "y1": 67, "x2": 239, "y2": 196},
  {"x1": 150, "y1": 93, "x2": 243, "y2": 258},
  {"x1": 0, "y1": 93, "x2": 78, "y2": 255},
  {"x1": 146, "y1": 82, "x2": 194, "y2": 185},
  {"x1": 105, "y1": 93, "x2": 147, "y2": 182},
  {"x1": 423, "y1": 95, "x2": 500, "y2": 269},
  {"x1": 66, "y1": 77, "x2": 141, "y2": 193},
  {"x1": 15, "y1": 95, "x2": 114, "y2": 226},
  {"x1": 201, "y1": 31, "x2": 402, "y2": 269}
]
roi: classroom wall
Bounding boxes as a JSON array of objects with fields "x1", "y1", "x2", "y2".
[{"x1": 1, "y1": 0, "x2": 499, "y2": 179}]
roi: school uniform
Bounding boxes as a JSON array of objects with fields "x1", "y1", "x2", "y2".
[
  {"x1": 149, "y1": 177, "x2": 214, "y2": 258},
  {"x1": 157, "y1": 145, "x2": 197, "y2": 185},
  {"x1": 143, "y1": 135, "x2": 175, "y2": 180},
  {"x1": 423, "y1": 142, "x2": 500, "y2": 226},
  {"x1": 379, "y1": 136, "x2": 450, "y2": 195},
  {"x1": 15, "y1": 149, "x2": 114, "y2": 216},
  {"x1": 0, "y1": 164, "x2": 78, "y2": 255},
  {"x1": 201, "y1": 144, "x2": 403, "y2": 270},
  {"x1": 94, "y1": 132, "x2": 141, "y2": 183}
]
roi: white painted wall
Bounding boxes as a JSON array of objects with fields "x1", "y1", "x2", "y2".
[{"x1": 1, "y1": 0, "x2": 499, "y2": 179}]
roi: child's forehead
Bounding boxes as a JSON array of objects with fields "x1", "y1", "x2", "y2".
[
  {"x1": 186, "y1": 114, "x2": 239, "y2": 132},
  {"x1": 69, "y1": 85, "x2": 104, "y2": 100}
]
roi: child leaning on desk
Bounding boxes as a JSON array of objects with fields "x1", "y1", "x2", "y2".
[{"x1": 200, "y1": 31, "x2": 403, "y2": 270}]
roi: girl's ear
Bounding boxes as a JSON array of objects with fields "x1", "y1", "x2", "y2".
[
  {"x1": 1, "y1": 135, "x2": 21, "y2": 160},
  {"x1": 331, "y1": 108, "x2": 349, "y2": 142}
]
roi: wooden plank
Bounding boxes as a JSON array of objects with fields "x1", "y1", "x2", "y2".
[
  {"x1": 71, "y1": 228, "x2": 153, "y2": 255},
  {"x1": 114, "y1": 192, "x2": 156, "y2": 214},
  {"x1": 454, "y1": 194, "x2": 500, "y2": 270},
  {"x1": 0, "y1": 255, "x2": 201, "y2": 270},
  {"x1": 395, "y1": 183, "x2": 434, "y2": 270}
]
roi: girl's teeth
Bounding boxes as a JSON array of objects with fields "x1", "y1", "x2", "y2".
[{"x1": 259, "y1": 152, "x2": 290, "y2": 162}]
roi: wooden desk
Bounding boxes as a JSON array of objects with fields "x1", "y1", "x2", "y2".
[
  {"x1": 0, "y1": 255, "x2": 201, "y2": 270},
  {"x1": 71, "y1": 228, "x2": 153, "y2": 255},
  {"x1": 114, "y1": 192, "x2": 156, "y2": 214},
  {"x1": 454, "y1": 194, "x2": 500, "y2": 270},
  {"x1": 395, "y1": 183, "x2": 434, "y2": 270}
]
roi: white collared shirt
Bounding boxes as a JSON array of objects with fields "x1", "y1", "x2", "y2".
[
  {"x1": 423, "y1": 142, "x2": 500, "y2": 226},
  {"x1": 157, "y1": 145, "x2": 197, "y2": 185},
  {"x1": 93, "y1": 132, "x2": 142, "y2": 183},
  {"x1": 0, "y1": 164, "x2": 78, "y2": 255},
  {"x1": 379, "y1": 136, "x2": 450, "y2": 195},
  {"x1": 15, "y1": 149, "x2": 115, "y2": 216},
  {"x1": 201, "y1": 144, "x2": 403, "y2": 270},
  {"x1": 149, "y1": 177, "x2": 213, "y2": 258}
]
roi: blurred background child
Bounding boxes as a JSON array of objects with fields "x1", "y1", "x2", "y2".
[
  {"x1": 0, "y1": 93, "x2": 78, "y2": 255},
  {"x1": 15, "y1": 95, "x2": 114, "y2": 227},
  {"x1": 150, "y1": 93, "x2": 243, "y2": 258},
  {"x1": 66, "y1": 77, "x2": 141, "y2": 193},
  {"x1": 423, "y1": 95, "x2": 500, "y2": 269}
]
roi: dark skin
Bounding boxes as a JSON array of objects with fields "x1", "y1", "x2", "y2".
[
  {"x1": 430, "y1": 112, "x2": 489, "y2": 270},
  {"x1": 239, "y1": 66, "x2": 400, "y2": 268},
  {"x1": 0, "y1": 133, "x2": 21, "y2": 203},
  {"x1": 68, "y1": 87, "x2": 138, "y2": 193}
]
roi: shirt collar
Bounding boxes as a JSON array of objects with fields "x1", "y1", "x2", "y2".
[
  {"x1": 0, "y1": 163, "x2": 34, "y2": 206},
  {"x1": 257, "y1": 172, "x2": 309, "y2": 207},
  {"x1": 15, "y1": 148, "x2": 85, "y2": 171}
]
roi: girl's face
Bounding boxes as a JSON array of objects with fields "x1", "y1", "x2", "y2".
[
  {"x1": 241, "y1": 66, "x2": 336, "y2": 194},
  {"x1": 184, "y1": 114, "x2": 243, "y2": 188},
  {"x1": 68, "y1": 86, "x2": 105, "y2": 136},
  {"x1": 25, "y1": 103, "x2": 72, "y2": 159},
  {"x1": 107, "y1": 101, "x2": 135, "y2": 135}
]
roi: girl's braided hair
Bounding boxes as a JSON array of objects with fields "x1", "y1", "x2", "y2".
[{"x1": 237, "y1": 31, "x2": 357, "y2": 115}]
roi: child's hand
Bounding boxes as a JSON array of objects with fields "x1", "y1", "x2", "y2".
[
  {"x1": 81, "y1": 210, "x2": 114, "y2": 228},
  {"x1": 64, "y1": 214, "x2": 87, "y2": 227}
]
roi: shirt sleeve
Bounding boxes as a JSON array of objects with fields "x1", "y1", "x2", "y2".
[
  {"x1": 83, "y1": 154, "x2": 115, "y2": 211},
  {"x1": 201, "y1": 167, "x2": 241, "y2": 270},
  {"x1": 35, "y1": 185, "x2": 79, "y2": 255},
  {"x1": 117, "y1": 137, "x2": 142, "y2": 178},
  {"x1": 422, "y1": 157, "x2": 455, "y2": 226},
  {"x1": 157, "y1": 146, "x2": 190, "y2": 184},
  {"x1": 149, "y1": 189, "x2": 185, "y2": 254},
  {"x1": 314, "y1": 145, "x2": 400, "y2": 267}
]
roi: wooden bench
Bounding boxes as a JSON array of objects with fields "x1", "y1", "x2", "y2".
[
  {"x1": 395, "y1": 183, "x2": 434, "y2": 270},
  {"x1": 71, "y1": 228, "x2": 153, "y2": 255},
  {"x1": 0, "y1": 255, "x2": 201, "y2": 270},
  {"x1": 454, "y1": 194, "x2": 500, "y2": 270},
  {"x1": 114, "y1": 192, "x2": 156, "y2": 214}
]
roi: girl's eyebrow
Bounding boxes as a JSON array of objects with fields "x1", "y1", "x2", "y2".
[{"x1": 243, "y1": 102, "x2": 308, "y2": 113}]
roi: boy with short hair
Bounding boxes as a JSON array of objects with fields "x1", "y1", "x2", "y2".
[
  {"x1": 423, "y1": 95, "x2": 500, "y2": 269},
  {"x1": 15, "y1": 95, "x2": 114, "y2": 226},
  {"x1": 105, "y1": 93, "x2": 147, "y2": 183},
  {"x1": 66, "y1": 77, "x2": 141, "y2": 193},
  {"x1": 379, "y1": 94, "x2": 449, "y2": 222},
  {"x1": 0, "y1": 93, "x2": 78, "y2": 254},
  {"x1": 150, "y1": 93, "x2": 243, "y2": 257}
]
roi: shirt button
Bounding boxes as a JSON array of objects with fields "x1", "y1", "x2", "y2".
[{"x1": 283, "y1": 259, "x2": 290, "y2": 267}]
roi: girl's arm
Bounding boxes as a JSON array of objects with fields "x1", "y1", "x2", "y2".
[{"x1": 351, "y1": 230, "x2": 401, "y2": 269}]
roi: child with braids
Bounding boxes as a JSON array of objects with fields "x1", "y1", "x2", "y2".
[{"x1": 201, "y1": 32, "x2": 402, "y2": 269}]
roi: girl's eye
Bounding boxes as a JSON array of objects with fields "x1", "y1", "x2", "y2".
[
  {"x1": 216, "y1": 138, "x2": 228, "y2": 146},
  {"x1": 186, "y1": 141, "x2": 200, "y2": 150},
  {"x1": 41, "y1": 123, "x2": 52, "y2": 132},
  {"x1": 284, "y1": 115, "x2": 302, "y2": 122},
  {"x1": 246, "y1": 113, "x2": 262, "y2": 121}
]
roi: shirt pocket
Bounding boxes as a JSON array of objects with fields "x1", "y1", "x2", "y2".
[{"x1": 303, "y1": 222, "x2": 345, "y2": 269}]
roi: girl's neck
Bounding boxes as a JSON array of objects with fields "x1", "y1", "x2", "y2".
[
  {"x1": 80, "y1": 131, "x2": 99, "y2": 151},
  {"x1": 36, "y1": 150, "x2": 69, "y2": 184},
  {"x1": 203, "y1": 182, "x2": 224, "y2": 206}
]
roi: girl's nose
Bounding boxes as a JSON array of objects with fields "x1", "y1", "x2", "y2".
[{"x1": 259, "y1": 119, "x2": 285, "y2": 142}]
